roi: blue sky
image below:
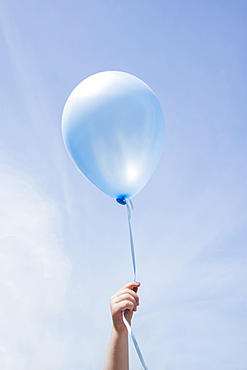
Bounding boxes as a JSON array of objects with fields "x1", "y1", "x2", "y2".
[{"x1": 0, "y1": 0, "x2": 246, "y2": 369}]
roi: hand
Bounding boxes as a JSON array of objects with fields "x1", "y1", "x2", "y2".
[{"x1": 110, "y1": 282, "x2": 140, "y2": 335}]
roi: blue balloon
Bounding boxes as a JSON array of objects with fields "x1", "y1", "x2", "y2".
[{"x1": 62, "y1": 71, "x2": 165, "y2": 199}]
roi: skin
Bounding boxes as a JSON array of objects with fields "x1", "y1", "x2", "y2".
[{"x1": 104, "y1": 282, "x2": 141, "y2": 370}]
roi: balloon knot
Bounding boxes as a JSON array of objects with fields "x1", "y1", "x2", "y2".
[{"x1": 116, "y1": 197, "x2": 126, "y2": 205}]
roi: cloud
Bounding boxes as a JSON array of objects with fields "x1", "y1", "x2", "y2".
[{"x1": 0, "y1": 157, "x2": 71, "y2": 370}]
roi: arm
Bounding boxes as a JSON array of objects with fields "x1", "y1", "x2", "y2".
[{"x1": 104, "y1": 282, "x2": 140, "y2": 370}]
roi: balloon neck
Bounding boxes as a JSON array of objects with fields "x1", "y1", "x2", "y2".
[{"x1": 116, "y1": 197, "x2": 127, "y2": 205}]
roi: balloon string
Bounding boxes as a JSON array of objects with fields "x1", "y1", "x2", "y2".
[
  {"x1": 125, "y1": 198, "x2": 136, "y2": 282},
  {"x1": 116, "y1": 196, "x2": 148, "y2": 370},
  {"x1": 122, "y1": 315, "x2": 148, "y2": 370}
]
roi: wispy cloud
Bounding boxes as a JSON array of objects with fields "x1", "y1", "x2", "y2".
[{"x1": 0, "y1": 158, "x2": 71, "y2": 370}]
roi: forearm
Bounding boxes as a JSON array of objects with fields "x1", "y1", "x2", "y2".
[{"x1": 104, "y1": 327, "x2": 129, "y2": 370}]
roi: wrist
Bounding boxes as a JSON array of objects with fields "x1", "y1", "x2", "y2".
[{"x1": 112, "y1": 325, "x2": 128, "y2": 338}]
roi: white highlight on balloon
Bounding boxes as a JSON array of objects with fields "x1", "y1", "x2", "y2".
[{"x1": 126, "y1": 164, "x2": 139, "y2": 183}]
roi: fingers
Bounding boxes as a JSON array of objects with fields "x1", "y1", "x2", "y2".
[
  {"x1": 115, "y1": 289, "x2": 140, "y2": 305},
  {"x1": 123, "y1": 282, "x2": 141, "y2": 291},
  {"x1": 116, "y1": 282, "x2": 140, "y2": 301},
  {"x1": 113, "y1": 300, "x2": 136, "y2": 314},
  {"x1": 110, "y1": 282, "x2": 141, "y2": 313},
  {"x1": 114, "y1": 282, "x2": 140, "y2": 301},
  {"x1": 111, "y1": 293, "x2": 138, "y2": 312},
  {"x1": 114, "y1": 293, "x2": 139, "y2": 311},
  {"x1": 110, "y1": 282, "x2": 141, "y2": 334}
]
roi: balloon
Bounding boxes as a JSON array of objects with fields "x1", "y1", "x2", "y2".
[{"x1": 62, "y1": 71, "x2": 165, "y2": 199}]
